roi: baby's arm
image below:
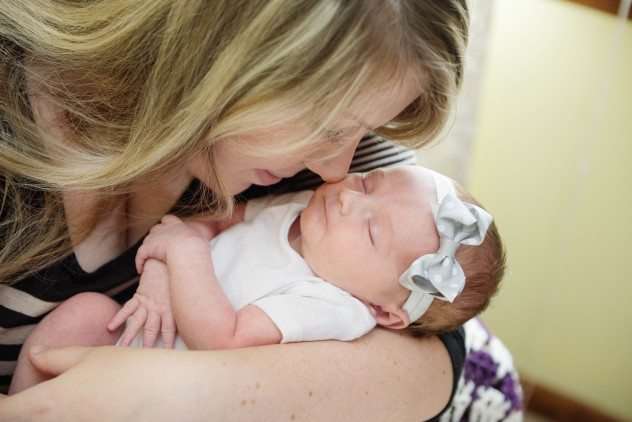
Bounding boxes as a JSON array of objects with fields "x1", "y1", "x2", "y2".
[
  {"x1": 135, "y1": 213, "x2": 282, "y2": 349},
  {"x1": 109, "y1": 203, "x2": 248, "y2": 348}
]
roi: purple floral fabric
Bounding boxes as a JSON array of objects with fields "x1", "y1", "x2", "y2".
[{"x1": 438, "y1": 318, "x2": 523, "y2": 422}]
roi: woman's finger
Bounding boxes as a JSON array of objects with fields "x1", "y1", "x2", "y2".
[{"x1": 28, "y1": 345, "x2": 90, "y2": 377}]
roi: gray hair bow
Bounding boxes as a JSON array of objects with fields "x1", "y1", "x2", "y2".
[{"x1": 399, "y1": 190, "x2": 493, "y2": 322}]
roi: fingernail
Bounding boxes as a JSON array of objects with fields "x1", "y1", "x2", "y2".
[{"x1": 29, "y1": 345, "x2": 49, "y2": 355}]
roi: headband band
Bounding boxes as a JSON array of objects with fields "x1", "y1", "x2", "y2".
[{"x1": 399, "y1": 170, "x2": 493, "y2": 323}]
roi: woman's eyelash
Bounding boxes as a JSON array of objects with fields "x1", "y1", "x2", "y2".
[{"x1": 324, "y1": 130, "x2": 345, "y2": 144}]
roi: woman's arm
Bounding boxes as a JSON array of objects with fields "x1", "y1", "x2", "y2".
[{"x1": 0, "y1": 328, "x2": 452, "y2": 421}]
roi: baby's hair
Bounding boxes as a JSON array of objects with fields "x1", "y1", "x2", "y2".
[{"x1": 404, "y1": 182, "x2": 506, "y2": 337}]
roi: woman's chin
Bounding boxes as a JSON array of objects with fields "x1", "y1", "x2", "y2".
[{"x1": 255, "y1": 169, "x2": 283, "y2": 186}]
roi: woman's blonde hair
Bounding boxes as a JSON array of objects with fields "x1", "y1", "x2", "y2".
[{"x1": 0, "y1": 0, "x2": 469, "y2": 283}]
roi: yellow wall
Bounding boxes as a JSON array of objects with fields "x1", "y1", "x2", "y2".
[{"x1": 466, "y1": 0, "x2": 632, "y2": 419}]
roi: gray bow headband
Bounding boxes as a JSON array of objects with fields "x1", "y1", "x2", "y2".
[{"x1": 399, "y1": 170, "x2": 493, "y2": 322}]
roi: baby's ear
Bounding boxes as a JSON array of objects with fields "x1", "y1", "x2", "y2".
[{"x1": 372, "y1": 303, "x2": 410, "y2": 329}]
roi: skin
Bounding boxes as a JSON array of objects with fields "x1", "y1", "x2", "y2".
[
  {"x1": 300, "y1": 166, "x2": 439, "y2": 327},
  {"x1": 0, "y1": 75, "x2": 456, "y2": 420}
]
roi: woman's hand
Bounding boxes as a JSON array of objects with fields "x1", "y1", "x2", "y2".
[{"x1": 0, "y1": 346, "x2": 201, "y2": 422}]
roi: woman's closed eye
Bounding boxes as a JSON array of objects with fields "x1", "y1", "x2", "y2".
[{"x1": 324, "y1": 129, "x2": 346, "y2": 144}]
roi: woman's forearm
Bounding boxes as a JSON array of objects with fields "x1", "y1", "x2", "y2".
[
  {"x1": 205, "y1": 329, "x2": 453, "y2": 421},
  {"x1": 1, "y1": 328, "x2": 452, "y2": 421}
]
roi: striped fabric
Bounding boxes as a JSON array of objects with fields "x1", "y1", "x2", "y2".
[
  {"x1": 0, "y1": 135, "x2": 417, "y2": 393},
  {"x1": 0, "y1": 247, "x2": 141, "y2": 393},
  {"x1": 274, "y1": 133, "x2": 418, "y2": 191}
]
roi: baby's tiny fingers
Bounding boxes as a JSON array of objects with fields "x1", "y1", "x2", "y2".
[
  {"x1": 161, "y1": 214, "x2": 181, "y2": 225},
  {"x1": 142, "y1": 312, "x2": 161, "y2": 348},
  {"x1": 135, "y1": 246, "x2": 150, "y2": 273},
  {"x1": 117, "y1": 306, "x2": 147, "y2": 347},
  {"x1": 160, "y1": 312, "x2": 177, "y2": 349},
  {"x1": 108, "y1": 297, "x2": 139, "y2": 331}
]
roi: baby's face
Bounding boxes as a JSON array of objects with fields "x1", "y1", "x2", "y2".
[{"x1": 300, "y1": 166, "x2": 439, "y2": 311}]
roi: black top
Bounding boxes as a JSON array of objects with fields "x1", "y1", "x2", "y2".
[{"x1": 430, "y1": 326, "x2": 466, "y2": 421}]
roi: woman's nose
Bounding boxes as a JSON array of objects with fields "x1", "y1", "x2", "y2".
[{"x1": 305, "y1": 139, "x2": 359, "y2": 183}]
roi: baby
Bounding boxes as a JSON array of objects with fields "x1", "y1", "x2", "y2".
[
  {"x1": 10, "y1": 165, "x2": 505, "y2": 392},
  {"x1": 114, "y1": 164, "x2": 505, "y2": 349}
]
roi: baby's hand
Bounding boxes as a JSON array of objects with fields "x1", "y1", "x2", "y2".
[
  {"x1": 108, "y1": 259, "x2": 177, "y2": 348},
  {"x1": 135, "y1": 214, "x2": 207, "y2": 274},
  {"x1": 183, "y1": 218, "x2": 221, "y2": 241}
]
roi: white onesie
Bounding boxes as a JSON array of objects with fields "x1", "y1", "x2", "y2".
[{"x1": 126, "y1": 191, "x2": 376, "y2": 349}]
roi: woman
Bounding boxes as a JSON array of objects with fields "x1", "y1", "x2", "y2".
[{"x1": 0, "y1": 1, "x2": 475, "y2": 420}]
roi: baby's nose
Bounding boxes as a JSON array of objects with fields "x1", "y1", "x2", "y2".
[{"x1": 339, "y1": 188, "x2": 360, "y2": 216}]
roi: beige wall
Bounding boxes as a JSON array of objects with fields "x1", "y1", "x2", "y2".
[{"x1": 455, "y1": 0, "x2": 632, "y2": 419}]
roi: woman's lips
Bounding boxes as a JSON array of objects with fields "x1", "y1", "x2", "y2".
[{"x1": 256, "y1": 169, "x2": 283, "y2": 186}]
